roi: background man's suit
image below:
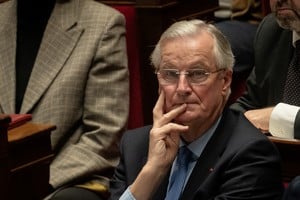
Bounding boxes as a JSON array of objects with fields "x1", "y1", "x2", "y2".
[
  {"x1": 110, "y1": 109, "x2": 283, "y2": 200},
  {"x1": 231, "y1": 14, "x2": 300, "y2": 133},
  {"x1": 0, "y1": 0, "x2": 129, "y2": 189}
]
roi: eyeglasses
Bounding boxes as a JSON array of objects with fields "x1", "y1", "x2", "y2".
[{"x1": 156, "y1": 68, "x2": 225, "y2": 85}]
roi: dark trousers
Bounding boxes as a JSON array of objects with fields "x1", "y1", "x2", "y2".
[{"x1": 48, "y1": 187, "x2": 105, "y2": 200}]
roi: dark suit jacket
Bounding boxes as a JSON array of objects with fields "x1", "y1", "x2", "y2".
[
  {"x1": 109, "y1": 109, "x2": 283, "y2": 200},
  {"x1": 230, "y1": 13, "x2": 300, "y2": 134}
]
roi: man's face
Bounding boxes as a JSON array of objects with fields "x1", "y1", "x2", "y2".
[
  {"x1": 157, "y1": 32, "x2": 232, "y2": 127},
  {"x1": 270, "y1": 0, "x2": 300, "y2": 33}
]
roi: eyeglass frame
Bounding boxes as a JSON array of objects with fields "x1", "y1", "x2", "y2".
[{"x1": 155, "y1": 68, "x2": 226, "y2": 85}]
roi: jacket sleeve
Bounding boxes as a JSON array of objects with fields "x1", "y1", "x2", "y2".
[{"x1": 212, "y1": 137, "x2": 283, "y2": 199}]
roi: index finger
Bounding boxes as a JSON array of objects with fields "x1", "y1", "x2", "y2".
[{"x1": 153, "y1": 90, "x2": 165, "y2": 119}]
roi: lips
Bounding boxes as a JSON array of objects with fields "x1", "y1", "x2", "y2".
[
  {"x1": 278, "y1": 6, "x2": 291, "y2": 10},
  {"x1": 173, "y1": 102, "x2": 196, "y2": 106},
  {"x1": 170, "y1": 102, "x2": 197, "y2": 111},
  {"x1": 276, "y1": 7, "x2": 295, "y2": 15},
  {"x1": 277, "y1": 4, "x2": 295, "y2": 11}
]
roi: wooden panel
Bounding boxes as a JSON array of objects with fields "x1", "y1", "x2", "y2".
[
  {"x1": 0, "y1": 115, "x2": 56, "y2": 200},
  {"x1": 268, "y1": 136, "x2": 300, "y2": 182},
  {"x1": 99, "y1": 0, "x2": 135, "y2": 5},
  {"x1": 136, "y1": 0, "x2": 176, "y2": 7},
  {"x1": 0, "y1": 115, "x2": 11, "y2": 199},
  {"x1": 8, "y1": 123, "x2": 55, "y2": 200}
]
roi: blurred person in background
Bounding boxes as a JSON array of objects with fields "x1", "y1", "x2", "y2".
[{"x1": 0, "y1": 0, "x2": 129, "y2": 199}]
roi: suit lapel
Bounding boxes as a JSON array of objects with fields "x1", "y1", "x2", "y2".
[
  {"x1": 21, "y1": 0, "x2": 83, "y2": 113},
  {"x1": 181, "y1": 109, "x2": 236, "y2": 200},
  {"x1": 0, "y1": 0, "x2": 17, "y2": 113},
  {"x1": 271, "y1": 32, "x2": 293, "y2": 103}
]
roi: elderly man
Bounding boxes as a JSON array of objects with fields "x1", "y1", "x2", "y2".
[{"x1": 109, "y1": 19, "x2": 283, "y2": 200}]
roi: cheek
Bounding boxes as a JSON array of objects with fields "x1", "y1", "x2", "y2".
[
  {"x1": 269, "y1": 0, "x2": 275, "y2": 7},
  {"x1": 269, "y1": 0, "x2": 276, "y2": 12},
  {"x1": 195, "y1": 85, "x2": 223, "y2": 104},
  {"x1": 194, "y1": 85, "x2": 213, "y2": 100},
  {"x1": 295, "y1": 3, "x2": 300, "y2": 13}
]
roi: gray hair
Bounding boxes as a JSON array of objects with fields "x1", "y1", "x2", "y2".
[{"x1": 150, "y1": 19, "x2": 235, "y2": 71}]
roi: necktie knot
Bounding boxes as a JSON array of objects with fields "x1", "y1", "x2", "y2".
[
  {"x1": 177, "y1": 146, "x2": 197, "y2": 166},
  {"x1": 177, "y1": 146, "x2": 191, "y2": 166}
]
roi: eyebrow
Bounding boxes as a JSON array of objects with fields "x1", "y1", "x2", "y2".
[
  {"x1": 189, "y1": 64, "x2": 208, "y2": 69},
  {"x1": 160, "y1": 64, "x2": 177, "y2": 69},
  {"x1": 160, "y1": 63, "x2": 209, "y2": 70}
]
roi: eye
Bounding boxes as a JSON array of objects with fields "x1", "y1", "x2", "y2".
[
  {"x1": 164, "y1": 69, "x2": 179, "y2": 79},
  {"x1": 190, "y1": 69, "x2": 207, "y2": 79}
]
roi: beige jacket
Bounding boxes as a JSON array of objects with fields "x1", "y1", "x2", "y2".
[{"x1": 0, "y1": 0, "x2": 129, "y2": 189}]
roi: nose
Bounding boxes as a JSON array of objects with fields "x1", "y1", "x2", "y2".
[{"x1": 176, "y1": 74, "x2": 192, "y2": 96}]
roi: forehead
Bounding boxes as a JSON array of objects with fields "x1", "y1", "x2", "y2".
[{"x1": 160, "y1": 32, "x2": 215, "y2": 69}]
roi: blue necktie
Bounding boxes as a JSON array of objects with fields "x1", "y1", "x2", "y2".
[{"x1": 165, "y1": 146, "x2": 194, "y2": 200}]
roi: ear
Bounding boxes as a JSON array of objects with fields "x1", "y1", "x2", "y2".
[{"x1": 221, "y1": 69, "x2": 232, "y2": 94}]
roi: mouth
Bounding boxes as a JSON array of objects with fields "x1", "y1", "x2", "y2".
[
  {"x1": 171, "y1": 103, "x2": 186, "y2": 110},
  {"x1": 277, "y1": 7, "x2": 293, "y2": 12},
  {"x1": 275, "y1": 5, "x2": 300, "y2": 21},
  {"x1": 171, "y1": 102, "x2": 197, "y2": 110},
  {"x1": 173, "y1": 102, "x2": 195, "y2": 106},
  {"x1": 277, "y1": 5, "x2": 296, "y2": 12},
  {"x1": 276, "y1": 8, "x2": 297, "y2": 19},
  {"x1": 277, "y1": 6, "x2": 292, "y2": 10}
]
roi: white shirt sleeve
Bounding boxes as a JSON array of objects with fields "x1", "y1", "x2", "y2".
[
  {"x1": 119, "y1": 187, "x2": 136, "y2": 200},
  {"x1": 269, "y1": 103, "x2": 300, "y2": 138}
]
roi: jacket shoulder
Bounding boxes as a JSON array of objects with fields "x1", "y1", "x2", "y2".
[
  {"x1": 255, "y1": 14, "x2": 291, "y2": 48},
  {"x1": 121, "y1": 125, "x2": 152, "y2": 146}
]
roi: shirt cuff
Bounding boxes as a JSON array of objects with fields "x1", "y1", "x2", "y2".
[
  {"x1": 120, "y1": 186, "x2": 136, "y2": 200},
  {"x1": 269, "y1": 103, "x2": 300, "y2": 139}
]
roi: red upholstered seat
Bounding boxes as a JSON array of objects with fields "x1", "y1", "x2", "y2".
[{"x1": 111, "y1": 5, "x2": 144, "y2": 129}]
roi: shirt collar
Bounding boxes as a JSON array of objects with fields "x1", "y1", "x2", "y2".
[
  {"x1": 180, "y1": 115, "x2": 222, "y2": 159},
  {"x1": 293, "y1": 31, "x2": 300, "y2": 47}
]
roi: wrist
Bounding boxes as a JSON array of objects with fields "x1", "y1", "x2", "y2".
[{"x1": 130, "y1": 163, "x2": 169, "y2": 200}]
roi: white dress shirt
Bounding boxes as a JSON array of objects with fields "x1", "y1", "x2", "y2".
[{"x1": 269, "y1": 32, "x2": 300, "y2": 139}]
